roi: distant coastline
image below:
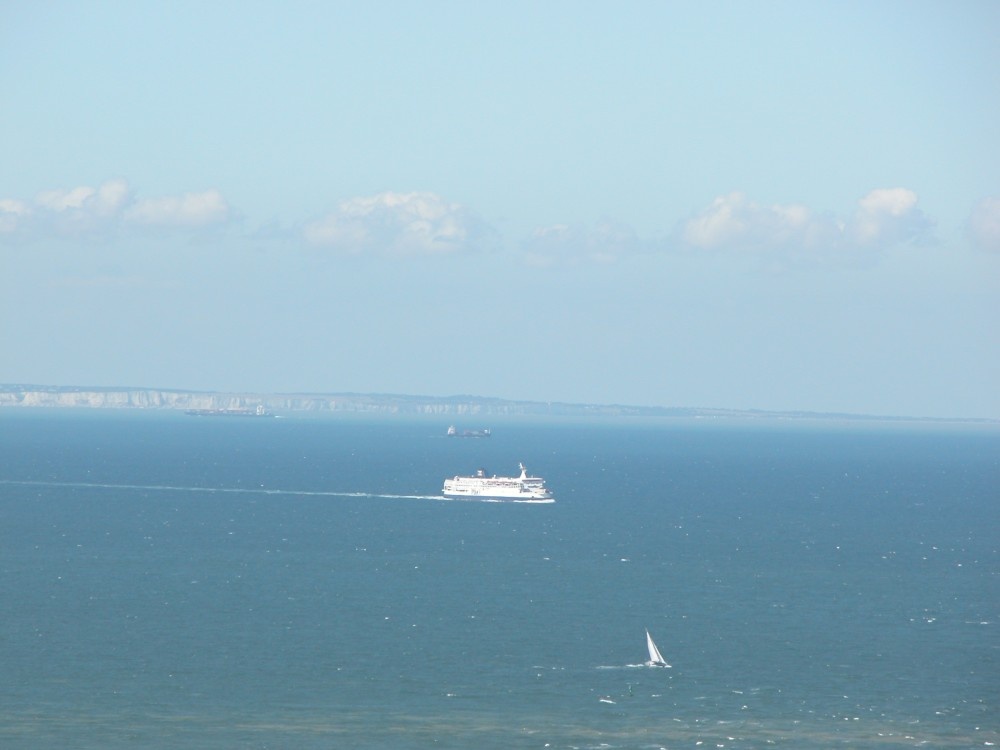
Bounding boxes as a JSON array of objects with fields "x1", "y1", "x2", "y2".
[{"x1": 0, "y1": 384, "x2": 994, "y2": 424}]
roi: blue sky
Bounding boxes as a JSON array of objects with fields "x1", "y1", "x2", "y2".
[{"x1": 2, "y1": 1, "x2": 998, "y2": 418}]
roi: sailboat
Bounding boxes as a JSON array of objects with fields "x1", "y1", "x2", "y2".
[{"x1": 645, "y1": 629, "x2": 671, "y2": 667}]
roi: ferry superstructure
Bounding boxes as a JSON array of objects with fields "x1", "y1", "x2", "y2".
[{"x1": 442, "y1": 463, "x2": 554, "y2": 502}]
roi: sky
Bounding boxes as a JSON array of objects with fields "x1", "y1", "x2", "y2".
[{"x1": 1, "y1": 1, "x2": 998, "y2": 419}]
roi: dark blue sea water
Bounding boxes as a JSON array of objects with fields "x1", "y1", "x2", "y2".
[{"x1": 1, "y1": 411, "x2": 997, "y2": 749}]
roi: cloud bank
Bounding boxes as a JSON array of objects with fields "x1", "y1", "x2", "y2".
[
  {"x1": 304, "y1": 192, "x2": 494, "y2": 256},
  {"x1": 679, "y1": 188, "x2": 934, "y2": 259},
  {"x1": 0, "y1": 179, "x2": 233, "y2": 239},
  {"x1": 3, "y1": 180, "x2": 960, "y2": 268}
]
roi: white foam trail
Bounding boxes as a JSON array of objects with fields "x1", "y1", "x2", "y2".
[
  {"x1": 0, "y1": 479, "x2": 453, "y2": 502},
  {"x1": 0, "y1": 480, "x2": 551, "y2": 504}
]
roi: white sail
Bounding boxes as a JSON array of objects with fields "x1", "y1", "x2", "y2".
[{"x1": 645, "y1": 629, "x2": 671, "y2": 667}]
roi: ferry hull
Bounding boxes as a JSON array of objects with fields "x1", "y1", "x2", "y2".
[{"x1": 442, "y1": 490, "x2": 554, "y2": 503}]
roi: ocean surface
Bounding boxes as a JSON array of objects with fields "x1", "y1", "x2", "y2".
[{"x1": 0, "y1": 411, "x2": 996, "y2": 749}]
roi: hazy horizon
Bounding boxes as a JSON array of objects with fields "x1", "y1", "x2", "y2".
[{"x1": 2, "y1": 2, "x2": 998, "y2": 420}]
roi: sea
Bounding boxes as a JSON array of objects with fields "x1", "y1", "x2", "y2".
[{"x1": 0, "y1": 410, "x2": 996, "y2": 749}]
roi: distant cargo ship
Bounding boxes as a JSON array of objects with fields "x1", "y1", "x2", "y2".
[
  {"x1": 185, "y1": 405, "x2": 271, "y2": 417},
  {"x1": 447, "y1": 425, "x2": 491, "y2": 438},
  {"x1": 442, "y1": 463, "x2": 554, "y2": 502}
]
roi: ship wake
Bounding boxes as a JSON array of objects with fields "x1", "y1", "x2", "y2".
[{"x1": 0, "y1": 480, "x2": 545, "y2": 503}]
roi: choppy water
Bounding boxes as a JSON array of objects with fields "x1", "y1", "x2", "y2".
[{"x1": 1, "y1": 411, "x2": 997, "y2": 748}]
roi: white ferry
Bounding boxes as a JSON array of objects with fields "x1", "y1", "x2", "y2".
[{"x1": 442, "y1": 463, "x2": 554, "y2": 502}]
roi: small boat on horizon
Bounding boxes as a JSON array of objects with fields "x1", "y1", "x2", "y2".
[
  {"x1": 185, "y1": 404, "x2": 272, "y2": 417},
  {"x1": 446, "y1": 425, "x2": 491, "y2": 438}
]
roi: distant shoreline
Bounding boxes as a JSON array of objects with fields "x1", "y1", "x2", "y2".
[{"x1": 1, "y1": 384, "x2": 994, "y2": 425}]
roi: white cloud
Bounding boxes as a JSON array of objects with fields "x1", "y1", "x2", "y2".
[
  {"x1": 29, "y1": 179, "x2": 134, "y2": 235},
  {"x1": 34, "y1": 180, "x2": 132, "y2": 217},
  {"x1": 683, "y1": 192, "x2": 786, "y2": 249},
  {"x1": 35, "y1": 185, "x2": 97, "y2": 212},
  {"x1": 679, "y1": 188, "x2": 933, "y2": 259},
  {"x1": 93, "y1": 179, "x2": 132, "y2": 217},
  {"x1": 0, "y1": 198, "x2": 30, "y2": 234},
  {"x1": 522, "y1": 219, "x2": 640, "y2": 267},
  {"x1": 125, "y1": 190, "x2": 231, "y2": 228},
  {"x1": 850, "y1": 188, "x2": 931, "y2": 246},
  {"x1": 304, "y1": 191, "x2": 493, "y2": 256},
  {"x1": 0, "y1": 180, "x2": 232, "y2": 240},
  {"x1": 967, "y1": 196, "x2": 1000, "y2": 253}
]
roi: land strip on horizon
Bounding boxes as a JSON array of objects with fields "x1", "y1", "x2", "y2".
[{"x1": 0, "y1": 384, "x2": 993, "y2": 424}]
